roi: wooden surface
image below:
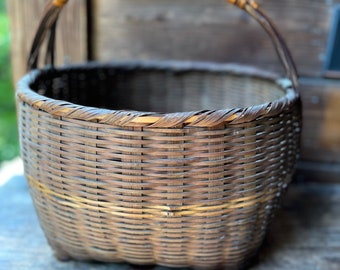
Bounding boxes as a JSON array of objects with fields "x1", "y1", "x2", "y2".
[
  {"x1": 1, "y1": 169, "x2": 340, "y2": 269},
  {"x1": 6, "y1": 0, "x2": 340, "y2": 80},
  {"x1": 7, "y1": 0, "x2": 340, "y2": 78},
  {"x1": 299, "y1": 78, "x2": 340, "y2": 163},
  {"x1": 7, "y1": 0, "x2": 88, "y2": 84},
  {"x1": 93, "y1": 0, "x2": 340, "y2": 77}
]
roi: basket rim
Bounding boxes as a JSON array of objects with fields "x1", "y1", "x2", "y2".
[{"x1": 17, "y1": 60, "x2": 300, "y2": 128}]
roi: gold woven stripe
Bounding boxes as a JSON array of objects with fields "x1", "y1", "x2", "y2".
[{"x1": 27, "y1": 175, "x2": 275, "y2": 218}]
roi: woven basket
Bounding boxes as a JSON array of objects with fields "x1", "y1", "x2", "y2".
[{"x1": 17, "y1": 0, "x2": 301, "y2": 269}]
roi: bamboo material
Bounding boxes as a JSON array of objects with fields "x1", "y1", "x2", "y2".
[{"x1": 16, "y1": 0, "x2": 302, "y2": 269}]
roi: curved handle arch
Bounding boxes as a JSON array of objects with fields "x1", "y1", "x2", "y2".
[{"x1": 28, "y1": 0, "x2": 299, "y2": 88}]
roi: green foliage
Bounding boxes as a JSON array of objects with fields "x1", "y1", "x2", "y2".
[{"x1": 0, "y1": 0, "x2": 20, "y2": 163}]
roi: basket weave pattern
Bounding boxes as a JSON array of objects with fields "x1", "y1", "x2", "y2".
[
  {"x1": 18, "y1": 63, "x2": 301, "y2": 268},
  {"x1": 17, "y1": 0, "x2": 302, "y2": 268}
]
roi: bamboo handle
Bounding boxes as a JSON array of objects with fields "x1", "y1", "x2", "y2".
[
  {"x1": 28, "y1": 0, "x2": 299, "y2": 89},
  {"x1": 227, "y1": 0, "x2": 299, "y2": 88}
]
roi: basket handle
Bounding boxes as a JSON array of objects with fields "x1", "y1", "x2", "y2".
[{"x1": 27, "y1": 0, "x2": 299, "y2": 88}]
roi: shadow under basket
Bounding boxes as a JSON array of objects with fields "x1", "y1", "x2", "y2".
[{"x1": 17, "y1": 60, "x2": 301, "y2": 269}]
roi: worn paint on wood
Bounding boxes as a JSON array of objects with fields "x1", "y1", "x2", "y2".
[
  {"x1": 93, "y1": 0, "x2": 340, "y2": 77},
  {"x1": 7, "y1": 0, "x2": 87, "y2": 84}
]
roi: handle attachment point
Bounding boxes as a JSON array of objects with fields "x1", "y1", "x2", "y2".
[
  {"x1": 53, "y1": 0, "x2": 68, "y2": 8},
  {"x1": 228, "y1": 0, "x2": 259, "y2": 10},
  {"x1": 227, "y1": 0, "x2": 298, "y2": 88}
]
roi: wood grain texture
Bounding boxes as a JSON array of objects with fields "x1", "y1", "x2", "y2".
[
  {"x1": 299, "y1": 78, "x2": 340, "y2": 163},
  {"x1": 93, "y1": 0, "x2": 340, "y2": 77},
  {"x1": 7, "y1": 0, "x2": 87, "y2": 84},
  {"x1": 2, "y1": 173, "x2": 340, "y2": 270}
]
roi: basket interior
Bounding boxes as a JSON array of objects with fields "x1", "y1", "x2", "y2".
[{"x1": 30, "y1": 64, "x2": 286, "y2": 113}]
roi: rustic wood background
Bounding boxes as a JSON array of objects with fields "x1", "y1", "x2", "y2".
[
  {"x1": 93, "y1": 0, "x2": 334, "y2": 77},
  {"x1": 7, "y1": 0, "x2": 340, "y2": 180},
  {"x1": 7, "y1": 0, "x2": 87, "y2": 84}
]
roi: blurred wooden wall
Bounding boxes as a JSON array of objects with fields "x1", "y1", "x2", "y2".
[
  {"x1": 7, "y1": 0, "x2": 340, "y2": 181},
  {"x1": 93, "y1": 0, "x2": 332, "y2": 77},
  {"x1": 7, "y1": 0, "x2": 87, "y2": 84}
]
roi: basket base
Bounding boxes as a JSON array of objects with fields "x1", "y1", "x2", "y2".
[
  {"x1": 47, "y1": 239, "x2": 71, "y2": 262},
  {"x1": 54, "y1": 251, "x2": 71, "y2": 262},
  {"x1": 45, "y1": 233, "x2": 261, "y2": 269},
  {"x1": 50, "y1": 250, "x2": 255, "y2": 270}
]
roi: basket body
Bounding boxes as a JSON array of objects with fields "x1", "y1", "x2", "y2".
[{"x1": 17, "y1": 61, "x2": 301, "y2": 269}]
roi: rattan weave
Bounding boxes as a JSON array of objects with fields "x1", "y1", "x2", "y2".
[{"x1": 17, "y1": 1, "x2": 301, "y2": 269}]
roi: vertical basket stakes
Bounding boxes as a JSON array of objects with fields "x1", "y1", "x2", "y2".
[{"x1": 16, "y1": 0, "x2": 301, "y2": 269}]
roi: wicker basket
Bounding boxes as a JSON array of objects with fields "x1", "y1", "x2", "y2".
[{"x1": 17, "y1": 0, "x2": 301, "y2": 269}]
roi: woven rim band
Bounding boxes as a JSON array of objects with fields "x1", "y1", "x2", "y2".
[{"x1": 17, "y1": 62, "x2": 299, "y2": 128}]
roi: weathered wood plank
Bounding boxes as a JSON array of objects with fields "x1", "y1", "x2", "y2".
[
  {"x1": 299, "y1": 78, "x2": 340, "y2": 163},
  {"x1": 7, "y1": 0, "x2": 88, "y2": 84},
  {"x1": 93, "y1": 0, "x2": 340, "y2": 77},
  {"x1": 255, "y1": 182, "x2": 340, "y2": 270}
]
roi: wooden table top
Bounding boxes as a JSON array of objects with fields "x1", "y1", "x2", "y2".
[{"x1": 1, "y1": 171, "x2": 340, "y2": 270}]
